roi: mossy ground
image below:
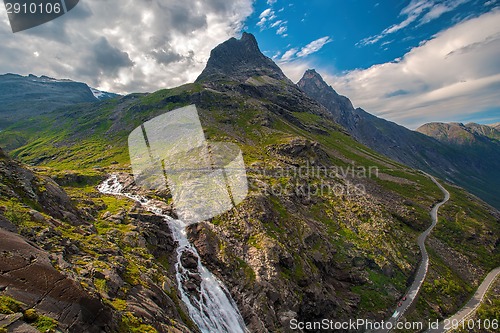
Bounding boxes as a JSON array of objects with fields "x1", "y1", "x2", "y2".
[{"x1": 0, "y1": 296, "x2": 59, "y2": 332}]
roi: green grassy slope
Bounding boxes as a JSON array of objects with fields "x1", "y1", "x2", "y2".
[{"x1": 0, "y1": 81, "x2": 498, "y2": 328}]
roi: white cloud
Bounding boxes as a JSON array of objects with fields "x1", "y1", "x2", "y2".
[
  {"x1": 256, "y1": 16, "x2": 267, "y2": 27},
  {"x1": 319, "y1": 10, "x2": 500, "y2": 129},
  {"x1": 277, "y1": 60, "x2": 312, "y2": 81},
  {"x1": 420, "y1": 0, "x2": 470, "y2": 24},
  {"x1": 267, "y1": 0, "x2": 277, "y2": 5},
  {"x1": 358, "y1": 0, "x2": 472, "y2": 46},
  {"x1": 281, "y1": 48, "x2": 298, "y2": 61},
  {"x1": 0, "y1": 0, "x2": 254, "y2": 94},
  {"x1": 359, "y1": 0, "x2": 430, "y2": 46},
  {"x1": 278, "y1": 36, "x2": 332, "y2": 63},
  {"x1": 270, "y1": 20, "x2": 282, "y2": 28},
  {"x1": 256, "y1": 7, "x2": 278, "y2": 30},
  {"x1": 276, "y1": 25, "x2": 287, "y2": 35},
  {"x1": 0, "y1": 6, "x2": 8, "y2": 26},
  {"x1": 268, "y1": 19, "x2": 287, "y2": 36},
  {"x1": 296, "y1": 36, "x2": 332, "y2": 57},
  {"x1": 257, "y1": 8, "x2": 274, "y2": 27},
  {"x1": 384, "y1": 15, "x2": 417, "y2": 34},
  {"x1": 257, "y1": 8, "x2": 280, "y2": 31},
  {"x1": 259, "y1": 8, "x2": 272, "y2": 18}
]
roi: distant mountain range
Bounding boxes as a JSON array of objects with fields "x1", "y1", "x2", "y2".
[
  {"x1": 298, "y1": 69, "x2": 500, "y2": 209},
  {"x1": 0, "y1": 73, "x2": 118, "y2": 129},
  {"x1": 417, "y1": 122, "x2": 500, "y2": 144},
  {"x1": 0, "y1": 33, "x2": 498, "y2": 333}
]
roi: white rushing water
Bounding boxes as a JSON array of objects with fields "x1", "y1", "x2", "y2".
[{"x1": 98, "y1": 174, "x2": 248, "y2": 333}]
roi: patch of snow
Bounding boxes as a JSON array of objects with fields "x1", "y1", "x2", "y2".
[
  {"x1": 29, "y1": 74, "x2": 72, "y2": 83},
  {"x1": 89, "y1": 86, "x2": 118, "y2": 100},
  {"x1": 90, "y1": 87, "x2": 105, "y2": 99}
]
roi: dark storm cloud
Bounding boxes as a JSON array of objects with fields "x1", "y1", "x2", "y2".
[
  {"x1": 20, "y1": 2, "x2": 93, "y2": 43},
  {"x1": 65, "y1": 1, "x2": 93, "y2": 20},
  {"x1": 149, "y1": 49, "x2": 184, "y2": 65},
  {"x1": 160, "y1": 2, "x2": 207, "y2": 34},
  {"x1": 0, "y1": 0, "x2": 254, "y2": 93},
  {"x1": 205, "y1": 0, "x2": 231, "y2": 12},
  {"x1": 92, "y1": 37, "x2": 134, "y2": 75}
]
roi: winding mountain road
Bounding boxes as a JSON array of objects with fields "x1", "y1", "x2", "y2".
[
  {"x1": 425, "y1": 267, "x2": 500, "y2": 333},
  {"x1": 375, "y1": 174, "x2": 450, "y2": 333}
]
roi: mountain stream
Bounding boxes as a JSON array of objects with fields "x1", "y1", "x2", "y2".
[{"x1": 98, "y1": 174, "x2": 248, "y2": 333}]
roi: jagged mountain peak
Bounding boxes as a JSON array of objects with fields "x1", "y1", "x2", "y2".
[
  {"x1": 300, "y1": 68, "x2": 326, "y2": 83},
  {"x1": 240, "y1": 31, "x2": 259, "y2": 47},
  {"x1": 298, "y1": 69, "x2": 329, "y2": 90},
  {"x1": 297, "y1": 69, "x2": 355, "y2": 115},
  {"x1": 195, "y1": 32, "x2": 289, "y2": 83},
  {"x1": 297, "y1": 69, "x2": 352, "y2": 106}
]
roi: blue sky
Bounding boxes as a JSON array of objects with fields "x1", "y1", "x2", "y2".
[
  {"x1": 242, "y1": 0, "x2": 500, "y2": 128},
  {"x1": 246, "y1": 0, "x2": 495, "y2": 72},
  {"x1": 0, "y1": 0, "x2": 499, "y2": 129}
]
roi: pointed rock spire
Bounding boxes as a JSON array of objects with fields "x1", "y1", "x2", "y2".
[{"x1": 196, "y1": 32, "x2": 289, "y2": 83}]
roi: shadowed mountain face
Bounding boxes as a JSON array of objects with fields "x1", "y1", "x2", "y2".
[
  {"x1": 0, "y1": 34, "x2": 499, "y2": 333},
  {"x1": 296, "y1": 69, "x2": 452, "y2": 169},
  {"x1": 298, "y1": 69, "x2": 500, "y2": 209},
  {"x1": 196, "y1": 32, "x2": 291, "y2": 84},
  {"x1": 0, "y1": 74, "x2": 118, "y2": 129},
  {"x1": 195, "y1": 32, "x2": 333, "y2": 122}
]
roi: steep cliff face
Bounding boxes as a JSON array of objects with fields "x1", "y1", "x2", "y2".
[
  {"x1": 0, "y1": 227, "x2": 115, "y2": 333},
  {"x1": 196, "y1": 32, "x2": 291, "y2": 84},
  {"x1": 297, "y1": 69, "x2": 355, "y2": 123},
  {"x1": 297, "y1": 69, "x2": 451, "y2": 168}
]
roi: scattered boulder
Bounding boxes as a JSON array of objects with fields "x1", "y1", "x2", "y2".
[
  {"x1": 0, "y1": 228, "x2": 116, "y2": 332},
  {"x1": 180, "y1": 251, "x2": 198, "y2": 270}
]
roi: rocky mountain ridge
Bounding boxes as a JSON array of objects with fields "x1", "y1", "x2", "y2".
[
  {"x1": 417, "y1": 122, "x2": 500, "y2": 144},
  {"x1": 0, "y1": 74, "x2": 118, "y2": 130},
  {"x1": 298, "y1": 69, "x2": 500, "y2": 209}
]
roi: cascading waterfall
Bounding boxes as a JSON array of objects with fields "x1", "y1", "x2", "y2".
[{"x1": 98, "y1": 174, "x2": 248, "y2": 333}]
